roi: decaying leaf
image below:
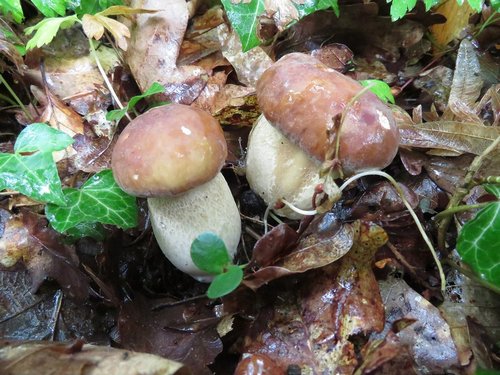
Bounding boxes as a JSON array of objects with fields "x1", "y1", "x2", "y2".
[
  {"x1": 0, "y1": 209, "x2": 89, "y2": 300},
  {"x1": 117, "y1": 295, "x2": 222, "y2": 374},
  {"x1": 398, "y1": 121, "x2": 500, "y2": 156},
  {"x1": 240, "y1": 221, "x2": 388, "y2": 373},
  {"x1": 0, "y1": 340, "x2": 188, "y2": 375},
  {"x1": 126, "y1": 0, "x2": 208, "y2": 104},
  {"x1": 375, "y1": 278, "x2": 460, "y2": 373},
  {"x1": 82, "y1": 14, "x2": 130, "y2": 51}
]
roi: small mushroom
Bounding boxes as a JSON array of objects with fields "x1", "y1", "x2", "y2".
[
  {"x1": 246, "y1": 53, "x2": 399, "y2": 218},
  {"x1": 112, "y1": 104, "x2": 241, "y2": 281}
]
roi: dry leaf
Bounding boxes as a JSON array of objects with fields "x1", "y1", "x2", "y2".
[
  {"x1": 82, "y1": 14, "x2": 130, "y2": 51},
  {"x1": 0, "y1": 340, "x2": 188, "y2": 375},
  {"x1": 398, "y1": 121, "x2": 500, "y2": 156}
]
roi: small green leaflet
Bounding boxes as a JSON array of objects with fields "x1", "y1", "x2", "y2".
[
  {"x1": 31, "y1": 0, "x2": 67, "y2": 17},
  {"x1": 0, "y1": 123, "x2": 73, "y2": 206},
  {"x1": 25, "y1": 15, "x2": 80, "y2": 50},
  {"x1": 106, "y1": 82, "x2": 165, "y2": 122},
  {"x1": 221, "y1": 0, "x2": 338, "y2": 51},
  {"x1": 360, "y1": 79, "x2": 395, "y2": 104},
  {"x1": 191, "y1": 232, "x2": 231, "y2": 275},
  {"x1": 45, "y1": 169, "x2": 138, "y2": 233},
  {"x1": 207, "y1": 265, "x2": 244, "y2": 299},
  {"x1": 388, "y1": 0, "x2": 417, "y2": 21},
  {"x1": 0, "y1": 0, "x2": 23, "y2": 23},
  {"x1": 456, "y1": 184, "x2": 500, "y2": 288}
]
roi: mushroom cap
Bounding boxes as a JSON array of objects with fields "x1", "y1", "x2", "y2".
[
  {"x1": 256, "y1": 53, "x2": 399, "y2": 176},
  {"x1": 111, "y1": 104, "x2": 227, "y2": 197}
]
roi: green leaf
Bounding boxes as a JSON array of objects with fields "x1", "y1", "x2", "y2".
[
  {"x1": 491, "y1": 0, "x2": 499, "y2": 11},
  {"x1": 31, "y1": 0, "x2": 67, "y2": 17},
  {"x1": 423, "y1": 0, "x2": 440, "y2": 10},
  {"x1": 359, "y1": 79, "x2": 395, "y2": 104},
  {"x1": 221, "y1": 0, "x2": 265, "y2": 52},
  {"x1": 485, "y1": 184, "x2": 500, "y2": 198},
  {"x1": 25, "y1": 15, "x2": 80, "y2": 50},
  {"x1": 0, "y1": 0, "x2": 23, "y2": 23},
  {"x1": 106, "y1": 82, "x2": 165, "y2": 122},
  {"x1": 0, "y1": 123, "x2": 72, "y2": 206},
  {"x1": 388, "y1": 0, "x2": 417, "y2": 21},
  {"x1": 45, "y1": 170, "x2": 138, "y2": 233},
  {"x1": 15, "y1": 123, "x2": 74, "y2": 153},
  {"x1": 191, "y1": 232, "x2": 231, "y2": 275},
  {"x1": 476, "y1": 369, "x2": 500, "y2": 375},
  {"x1": 65, "y1": 222, "x2": 107, "y2": 241},
  {"x1": 456, "y1": 200, "x2": 500, "y2": 288},
  {"x1": 74, "y1": 0, "x2": 123, "y2": 16},
  {"x1": 221, "y1": 0, "x2": 338, "y2": 51},
  {"x1": 466, "y1": 0, "x2": 483, "y2": 12},
  {"x1": 0, "y1": 152, "x2": 67, "y2": 205},
  {"x1": 207, "y1": 265, "x2": 243, "y2": 299}
]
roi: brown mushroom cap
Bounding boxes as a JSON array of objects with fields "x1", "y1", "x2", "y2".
[
  {"x1": 111, "y1": 104, "x2": 227, "y2": 197},
  {"x1": 256, "y1": 53, "x2": 399, "y2": 176}
]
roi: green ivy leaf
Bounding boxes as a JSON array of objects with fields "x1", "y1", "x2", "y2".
[
  {"x1": 25, "y1": 15, "x2": 80, "y2": 50},
  {"x1": 0, "y1": 0, "x2": 23, "y2": 23},
  {"x1": 31, "y1": 0, "x2": 67, "y2": 17},
  {"x1": 15, "y1": 123, "x2": 74, "y2": 153},
  {"x1": 456, "y1": 195, "x2": 500, "y2": 288},
  {"x1": 221, "y1": 0, "x2": 338, "y2": 51},
  {"x1": 0, "y1": 123, "x2": 72, "y2": 206},
  {"x1": 359, "y1": 79, "x2": 395, "y2": 104},
  {"x1": 65, "y1": 222, "x2": 107, "y2": 241},
  {"x1": 45, "y1": 170, "x2": 138, "y2": 233},
  {"x1": 388, "y1": 0, "x2": 417, "y2": 20},
  {"x1": 207, "y1": 265, "x2": 243, "y2": 299},
  {"x1": 191, "y1": 232, "x2": 231, "y2": 275},
  {"x1": 106, "y1": 82, "x2": 165, "y2": 122},
  {"x1": 466, "y1": 0, "x2": 483, "y2": 12}
]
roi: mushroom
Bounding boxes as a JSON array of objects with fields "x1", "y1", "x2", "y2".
[
  {"x1": 111, "y1": 104, "x2": 241, "y2": 282},
  {"x1": 245, "y1": 53, "x2": 399, "y2": 218}
]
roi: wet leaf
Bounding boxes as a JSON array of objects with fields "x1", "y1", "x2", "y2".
[
  {"x1": 0, "y1": 210, "x2": 89, "y2": 300},
  {"x1": 398, "y1": 121, "x2": 500, "y2": 156},
  {"x1": 0, "y1": 341, "x2": 187, "y2": 375},
  {"x1": 242, "y1": 221, "x2": 387, "y2": 373},
  {"x1": 0, "y1": 123, "x2": 72, "y2": 206},
  {"x1": 376, "y1": 278, "x2": 460, "y2": 373},
  {"x1": 45, "y1": 170, "x2": 138, "y2": 233},
  {"x1": 456, "y1": 184, "x2": 500, "y2": 288},
  {"x1": 118, "y1": 295, "x2": 222, "y2": 374}
]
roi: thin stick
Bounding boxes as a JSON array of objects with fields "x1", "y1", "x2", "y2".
[{"x1": 339, "y1": 170, "x2": 446, "y2": 292}]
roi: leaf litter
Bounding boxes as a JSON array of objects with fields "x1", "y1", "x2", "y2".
[{"x1": 0, "y1": 1, "x2": 499, "y2": 374}]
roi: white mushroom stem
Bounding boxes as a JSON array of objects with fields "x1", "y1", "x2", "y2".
[
  {"x1": 246, "y1": 115, "x2": 337, "y2": 219},
  {"x1": 148, "y1": 173, "x2": 241, "y2": 282}
]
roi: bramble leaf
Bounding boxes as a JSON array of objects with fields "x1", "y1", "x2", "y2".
[
  {"x1": 191, "y1": 232, "x2": 231, "y2": 275},
  {"x1": 360, "y1": 79, "x2": 395, "y2": 104},
  {"x1": 25, "y1": 15, "x2": 80, "y2": 50},
  {"x1": 45, "y1": 170, "x2": 138, "y2": 233},
  {"x1": 388, "y1": 0, "x2": 417, "y2": 20},
  {"x1": 207, "y1": 265, "x2": 243, "y2": 299},
  {"x1": 0, "y1": 0, "x2": 23, "y2": 23},
  {"x1": 456, "y1": 184, "x2": 500, "y2": 288},
  {"x1": 106, "y1": 82, "x2": 165, "y2": 122},
  {"x1": 31, "y1": 0, "x2": 66, "y2": 17}
]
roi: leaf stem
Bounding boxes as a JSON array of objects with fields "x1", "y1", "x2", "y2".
[
  {"x1": 434, "y1": 202, "x2": 493, "y2": 221},
  {"x1": 88, "y1": 40, "x2": 131, "y2": 121},
  {"x1": 437, "y1": 134, "x2": 500, "y2": 251},
  {"x1": 339, "y1": 170, "x2": 446, "y2": 292}
]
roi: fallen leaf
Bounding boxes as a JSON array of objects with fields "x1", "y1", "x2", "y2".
[
  {"x1": 0, "y1": 340, "x2": 188, "y2": 375},
  {"x1": 82, "y1": 14, "x2": 130, "y2": 51},
  {"x1": 117, "y1": 295, "x2": 222, "y2": 374},
  {"x1": 0, "y1": 209, "x2": 89, "y2": 300},
  {"x1": 375, "y1": 278, "x2": 460, "y2": 373}
]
